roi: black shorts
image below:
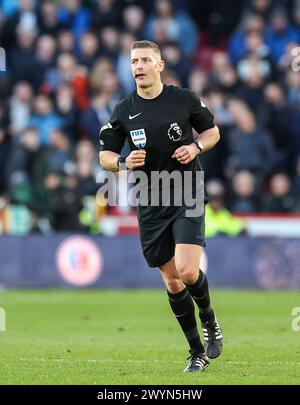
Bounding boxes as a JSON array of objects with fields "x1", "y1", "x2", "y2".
[{"x1": 137, "y1": 207, "x2": 206, "y2": 268}]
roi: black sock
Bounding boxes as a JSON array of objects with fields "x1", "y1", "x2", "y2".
[
  {"x1": 185, "y1": 270, "x2": 215, "y2": 324},
  {"x1": 167, "y1": 288, "x2": 204, "y2": 353}
]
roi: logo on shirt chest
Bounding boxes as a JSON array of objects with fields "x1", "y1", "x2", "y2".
[
  {"x1": 130, "y1": 128, "x2": 147, "y2": 149},
  {"x1": 168, "y1": 122, "x2": 182, "y2": 141}
]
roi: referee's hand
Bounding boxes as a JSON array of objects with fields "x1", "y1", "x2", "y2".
[
  {"x1": 126, "y1": 150, "x2": 146, "y2": 169},
  {"x1": 172, "y1": 144, "x2": 199, "y2": 164}
]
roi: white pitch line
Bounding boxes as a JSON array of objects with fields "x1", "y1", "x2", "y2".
[{"x1": 16, "y1": 358, "x2": 300, "y2": 366}]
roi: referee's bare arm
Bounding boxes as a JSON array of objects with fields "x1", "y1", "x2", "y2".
[
  {"x1": 99, "y1": 150, "x2": 146, "y2": 171},
  {"x1": 195, "y1": 125, "x2": 220, "y2": 152},
  {"x1": 172, "y1": 126, "x2": 220, "y2": 165}
]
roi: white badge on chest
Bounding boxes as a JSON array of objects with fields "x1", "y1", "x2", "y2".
[{"x1": 130, "y1": 128, "x2": 147, "y2": 149}]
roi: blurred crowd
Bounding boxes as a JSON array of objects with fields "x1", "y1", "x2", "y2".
[{"x1": 0, "y1": 0, "x2": 300, "y2": 235}]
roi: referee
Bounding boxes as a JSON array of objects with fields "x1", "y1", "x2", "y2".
[{"x1": 99, "y1": 40, "x2": 223, "y2": 372}]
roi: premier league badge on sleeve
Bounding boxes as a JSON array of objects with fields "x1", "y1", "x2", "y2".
[{"x1": 130, "y1": 128, "x2": 147, "y2": 149}]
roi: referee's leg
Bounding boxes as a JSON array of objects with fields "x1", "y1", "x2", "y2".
[
  {"x1": 175, "y1": 244, "x2": 223, "y2": 359},
  {"x1": 159, "y1": 258, "x2": 209, "y2": 372}
]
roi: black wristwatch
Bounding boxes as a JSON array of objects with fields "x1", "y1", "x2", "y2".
[
  {"x1": 193, "y1": 140, "x2": 204, "y2": 154},
  {"x1": 117, "y1": 155, "x2": 128, "y2": 170}
]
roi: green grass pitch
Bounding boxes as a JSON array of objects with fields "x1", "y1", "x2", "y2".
[{"x1": 0, "y1": 289, "x2": 299, "y2": 385}]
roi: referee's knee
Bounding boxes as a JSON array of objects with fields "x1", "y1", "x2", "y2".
[
  {"x1": 163, "y1": 278, "x2": 185, "y2": 294},
  {"x1": 178, "y1": 266, "x2": 199, "y2": 285}
]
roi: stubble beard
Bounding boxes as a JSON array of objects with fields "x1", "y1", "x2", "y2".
[{"x1": 136, "y1": 80, "x2": 151, "y2": 90}]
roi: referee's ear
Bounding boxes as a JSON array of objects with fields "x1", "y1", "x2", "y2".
[{"x1": 158, "y1": 59, "x2": 165, "y2": 73}]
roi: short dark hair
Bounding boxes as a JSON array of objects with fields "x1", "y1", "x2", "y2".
[{"x1": 131, "y1": 40, "x2": 161, "y2": 57}]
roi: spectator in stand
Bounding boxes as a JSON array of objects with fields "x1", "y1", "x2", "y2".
[
  {"x1": 293, "y1": 155, "x2": 300, "y2": 202},
  {"x1": 36, "y1": 128, "x2": 81, "y2": 231},
  {"x1": 57, "y1": 0, "x2": 90, "y2": 41},
  {"x1": 116, "y1": 32, "x2": 137, "y2": 93},
  {"x1": 218, "y1": 66, "x2": 241, "y2": 95},
  {"x1": 205, "y1": 179, "x2": 245, "y2": 238},
  {"x1": 0, "y1": 102, "x2": 8, "y2": 128},
  {"x1": 46, "y1": 129, "x2": 73, "y2": 175},
  {"x1": 266, "y1": 7, "x2": 300, "y2": 64},
  {"x1": 37, "y1": 0, "x2": 64, "y2": 37},
  {"x1": 44, "y1": 53, "x2": 89, "y2": 109},
  {"x1": 89, "y1": 56, "x2": 114, "y2": 92},
  {"x1": 99, "y1": 69, "x2": 122, "y2": 104},
  {"x1": 9, "y1": 81, "x2": 33, "y2": 135},
  {"x1": 204, "y1": 87, "x2": 233, "y2": 130},
  {"x1": 75, "y1": 140, "x2": 98, "y2": 198},
  {"x1": 226, "y1": 101, "x2": 277, "y2": 180},
  {"x1": 90, "y1": 0, "x2": 122, "y2": 30},
  {"x1": 236, "y1": 30, "x2": 273, "y2": 81},
  {"x1": 78, "y1": 31, "x2": 100, "y2": 69},
  {"x1": 57, "y1": 29, "x2": 75, "y2": 54},
  {"x1": 235, "y1": 62, "x2": 265, "y2": 114},
  {"x1": 42, "y1": 170, "x2": 82, "y2": 231},
  {"x1": 262, "y1": 172, "x2": 299, "y2": 212},
  {"x1": 44, "y1": 53, "x2": 77, "y2": 92},
  {"x1": 277, "y1": 41, "x2": 299, "y2": 73},
  {"x1": 28, "y1": 95, "x2": 65, "y2": 145},
  {"x1": 160, "y1": 69, "x2": 181, "y2": 87},
  {"x1": 258, "y1": 83, "x2": 293, "y2": 172},
  {"x1": 30, "y1": 34, "x2": 57, "y2": 92},
  {"x1": 289, "y1": 103, "x2": 300, "y2": 170},
  {"x1": 286, "y1": 70, "x2": 300, "y2": 107},
  {"x1": 99, "y1": 26, "x2": 120, "y2": 63},
  {"x1": 151, "y1": 18, "x2": 170, "y2": 50},
  {"x1": 188, "y1": 69, "x2": 208, "y2": 96},
  {"x1": 292, "y1": 0, "x2": 300, "y2": 31},
  {"x1": 211, "y1": 51, "x2": 231, "y2": 78},
  {"x1": 80, "y1": 70, "x2": 121, "y2": 145},
  {"x1": 0, "y1": 0, "x2": 37, "y2": 51},
  {"x1": 210, "y1": 51, "x2": 240, "y2": 94},
  {"x1": 5, "y1": 127, "x2": 41, "y2": 209},
  {"x1": 228, "y1": 170, "x2": 260, "y2": 212},
  {"x1": 0, "y1": 127, "x2": 11, "y2": 194},
  {"x1": 197, "y1": 87, "x2": 231, "y2": 181},
  {"x1": 54, "y1": 84, "x2": 79, "y2": 142},
  {"x1": 76, "y1": 159, "x2": 98, "y2": 197},
  {"x1": 229, "y1": 14, "x2": 265, "y2": 64},
  {"x1": 185, "y1": 0, "x2": 242, "y2": 43},
  {"x1": 122, "y1": 4, "x2": 145, "y2": 40},
  {"x1": 8, "y1": 24, "x2": 37, "y2": 84},
  {"x1": 242, "y1": 0, "x2": 273, "y2": 23},
  {"x1": 44, "y1": 137, "x2": 98, "y2": 230},
  {"x1": 285, "y1": 71, "x2": 300, "y2": 165},
  {"x1": 161, "y1": 41, "x2": 191, "y2": 87},
  {"x1": 75, "y1": 139, "x2": 96, "y2": 166},
  {"x1": 144, "y1": 0, "x2": 198, "y2": 57},
  {"x1": 80, "y1": 93, "x2": 112, "y2": 146}
]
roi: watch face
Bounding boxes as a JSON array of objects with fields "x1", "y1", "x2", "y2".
[{"x1": 197, "y1": 141, "x2": 203, "y2": 151}]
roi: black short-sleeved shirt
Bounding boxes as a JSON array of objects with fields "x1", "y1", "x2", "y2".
[{"x1": 100, "y1": 84, "x2": 215, "y2": 218}]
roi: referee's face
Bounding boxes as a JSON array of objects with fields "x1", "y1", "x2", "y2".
[{"x1": 131, "y1": 48, "x2": 164, "y2": 89}]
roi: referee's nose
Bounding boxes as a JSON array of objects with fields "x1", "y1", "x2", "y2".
[{"x1": 136, "y1": 59, "x2": 144, "y2": 69}]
